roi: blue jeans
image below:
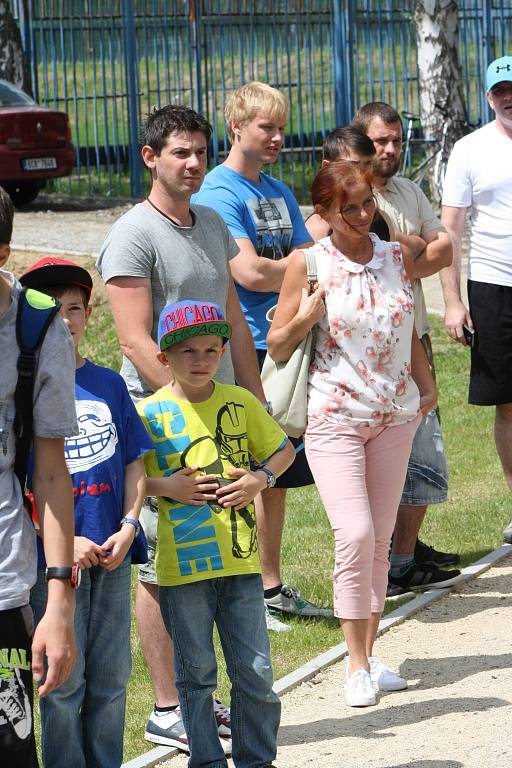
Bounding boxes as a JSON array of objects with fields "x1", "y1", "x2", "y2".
[
  {"x1": 159, "y1": 574, "x2": 280, "y2": 768},
  {"x1": 30, "y1": 558, "x2": 132, "y2": 768},
  {"x1": 400, "y1": 408, "x2": 449, "y2": 505}
]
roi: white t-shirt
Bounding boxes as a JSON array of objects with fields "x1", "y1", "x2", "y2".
[
  {"x1": 307, "y1": 235, "x2": 419, "y2": 427},
  {"x1": 442, "y1": 120, "x2": 512, "y2": 287}
]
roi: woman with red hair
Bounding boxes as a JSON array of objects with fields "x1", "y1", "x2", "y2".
[{"x1": 267, "y1": 161, "x2": 436, "y2": 707}]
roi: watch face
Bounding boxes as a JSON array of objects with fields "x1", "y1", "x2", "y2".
[{"x1": 71, "y1": 563, "x2": 82, "y2": 590}]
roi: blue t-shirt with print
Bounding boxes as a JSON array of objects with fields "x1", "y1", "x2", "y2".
[
  {"x1": 193, "y1": 165, "x2": 310, "y2": 349},
  {"x1": 36, "y1": 360, "x2": 153, "y2": 566}
]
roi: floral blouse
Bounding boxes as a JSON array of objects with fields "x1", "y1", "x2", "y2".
[{"x1": 307, "y1": 234, "x2": 420, "y2": 427}]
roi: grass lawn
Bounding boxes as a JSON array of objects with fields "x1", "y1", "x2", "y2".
[{"x1": 40, "y1": 308, "x2": 509, "y2": 763}]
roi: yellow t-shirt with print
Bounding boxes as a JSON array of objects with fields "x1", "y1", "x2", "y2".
[{"x1": 137, "y1": 382, "x2": 287, "y2": 586}]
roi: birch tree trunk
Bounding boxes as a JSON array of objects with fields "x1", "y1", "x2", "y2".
[
  {"x1": 0, "y1": 0, "x2": 31, "y2": 93},
  {"x1": 414, "y1": 0, "x2": 466, "y2": 205}
]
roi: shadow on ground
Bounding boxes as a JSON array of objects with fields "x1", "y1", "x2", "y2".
[{"x1": 277, "y1": 696, "x2": 507, "y2": 746}]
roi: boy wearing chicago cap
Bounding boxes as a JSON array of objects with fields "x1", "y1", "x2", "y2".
[
  {"x1": 20, "y1": 256, "x2": 153, "y2": 768},
  {"x1": 137, "y1": 299, "x2": 294, "y2": 768}
]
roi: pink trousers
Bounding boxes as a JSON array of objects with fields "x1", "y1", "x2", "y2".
[{"x1": 305, "y1": 414, "x2": 420, "y2": 619}]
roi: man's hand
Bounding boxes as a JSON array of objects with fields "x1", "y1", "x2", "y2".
[
  {"x1": 419, "y1": 389, "x2": 438, "y2": 418},
  {"x1": 215, "y1": 468, "x2": 266, "y2": 510},
  {"x1": 74, "y1": 536, "x2": 106, "y2": 569},
  {"x1": 99, "y1": 526, "x2": 135, "y2": 572},
  {"x1": 444, "y1": 300, "x2": 473, "y2": 344},
  {"x1": 32, "y1": 596, "x2": 76, "y2": 697}
]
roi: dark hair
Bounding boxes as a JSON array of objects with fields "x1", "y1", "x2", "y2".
[
  {"x1": 323, "y1": 126, "x2": 375, "y2": 162},
  {"x1": 44, "y1": 284, "x2": 89, "y2": 310},
  {"x1": 352, "y1": 102, "x2": 402, "y2": 133},
  {"x1": 140, "y1": 104, "x2": 212, "y2": 155},
  {"x1": 311, "y1": 160, "x2": 374, "y2": 213},
  {"x1": 0, "y1": 186, "x2": 14, "y2": 244}
]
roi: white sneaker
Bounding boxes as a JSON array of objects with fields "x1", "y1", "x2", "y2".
[
  {"x1": 344, "y1": 669, "x2": 376, "y2": 707},
  {"x1": 265, "y1": 604, "x2": 292, "y2": 632},
  {"x1": 369, "y1": 656, "x2": 407, "y2": 692}
]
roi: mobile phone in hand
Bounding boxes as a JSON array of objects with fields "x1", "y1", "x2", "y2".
[{"x1": 463, "y1": 324, "x2": 475, "y2": 347}]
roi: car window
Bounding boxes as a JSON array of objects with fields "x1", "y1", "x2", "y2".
[{"x1": 0, "y1": 80, "x2": 36, "y2": 106}]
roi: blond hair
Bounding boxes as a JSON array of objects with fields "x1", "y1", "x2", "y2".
[{"x1": 224, "y1": 81, "x2": 289, "y2": 144}]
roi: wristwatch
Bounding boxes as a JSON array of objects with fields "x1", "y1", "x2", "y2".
[
  {"x1": 263, "y1": 400, "x2": 273, "y2": 416},
  {"x1": 256, "y1": 466, "x2": 276, "y2": 488},
  {"x1": 120, "y1": 517, "x2": 141, "y2": 537},
  {"x1": 45, "y1": 565, "x2": 81, "y2": 590}
]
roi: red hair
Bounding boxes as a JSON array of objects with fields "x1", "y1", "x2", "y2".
[{"x1": 311, "y1": 160, "x2": 375, "y2": 213}]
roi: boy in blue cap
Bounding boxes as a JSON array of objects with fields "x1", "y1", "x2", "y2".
[{"x1": 137, "y1": 298, "x2": 295, "y2": 768}]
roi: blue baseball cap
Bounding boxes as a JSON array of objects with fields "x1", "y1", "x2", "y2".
[
  {"x1": 158, "y1": 299, "x2": 231, "y2": 351},
  {"x1": 486, "y1": 55, "x2": 512, "y2": 91}
]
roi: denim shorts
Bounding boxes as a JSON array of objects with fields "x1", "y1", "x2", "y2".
[{"x1": 400, "y1": 408, "x2": 448, "y2": 506}]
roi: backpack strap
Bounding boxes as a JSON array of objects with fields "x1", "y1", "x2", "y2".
[{"x1": 14, "y1": 288, "x2": 61, "y2": 512}]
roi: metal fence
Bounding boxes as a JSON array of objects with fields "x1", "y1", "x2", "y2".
[{"x1": 13, "y1": 0, "x2": 512, "y2": 201}]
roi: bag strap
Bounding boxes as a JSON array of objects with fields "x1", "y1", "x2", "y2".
[
  {"x1": 14, "y1": 288, "x2": 61, "y2": 514},
  {"x1": 303, "y1": 248, "x2": 318, "y2": 293}
]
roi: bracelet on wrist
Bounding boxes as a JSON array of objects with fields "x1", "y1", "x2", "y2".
[{"x1": 120, "y1": 517, "x2": 141, "y2": 537}]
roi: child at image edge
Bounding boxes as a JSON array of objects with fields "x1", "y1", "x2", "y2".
[
  {"x1": 20, "y1": 257, "x2": 153, "y2": 768},
  {"x1": 137, "y1": 299, "x2": 295, "y2": 768}
]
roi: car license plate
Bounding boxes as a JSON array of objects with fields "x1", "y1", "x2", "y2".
[{"x1": 22, "y1": 157, "x2": 57, "y2": 171}]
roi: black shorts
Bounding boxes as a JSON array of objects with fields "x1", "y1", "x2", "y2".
[
  {"x1": 256, "y1": 348, "x2": 314, "y2": 488},
  {"x1": 468, "y1": 279, "x2": 512, "y2": 406},
  {"x1": 0, "y1": 606, "x2": 38, "y2": 768}
]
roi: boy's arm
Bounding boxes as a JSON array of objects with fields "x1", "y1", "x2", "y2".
[
  {"x1": 146, "y1": 467, "x2": 220, "y2": 506},
  {"x1": 230, "y1": 237, "x2": 312, "y2": 293},
  {"x1": 31, "y1": 436, "x2": 76, "y2": 697},
  {"x1": 99, "y1": 457, "x2": 146, "y2": 571},
  {"x1": 225, "y1": 274, "x2": 265, "y2": 400}
]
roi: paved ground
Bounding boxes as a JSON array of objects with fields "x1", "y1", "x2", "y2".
[{"x1": 157, "y1": 558, "x2": 512, "y2": 768}]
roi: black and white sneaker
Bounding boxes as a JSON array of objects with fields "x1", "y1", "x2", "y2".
[
  {"x1": 415, "y1": 539, "x2": 460, "y2": 567},
  {"x1": 144, "y1": 702, "x2": 232, "y2": 755},
  {"x1": 388, "y1": 562, "x2": 464, "y2": 592}
]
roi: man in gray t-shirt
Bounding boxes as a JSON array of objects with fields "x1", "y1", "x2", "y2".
[
  {"x1": 97, "y1": 104, "x2": 264, "y2": 752},
  {"x1": 0, "y1": 249, "x2": 77, "y2": 765}
]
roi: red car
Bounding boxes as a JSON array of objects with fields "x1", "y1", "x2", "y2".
[{"x1": 0, "y1": 79, "x2": 75, "y2": 207}]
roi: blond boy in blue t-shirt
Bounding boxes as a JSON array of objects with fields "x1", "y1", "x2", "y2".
[{"x1": 137, "y1": 298, "x2": 294, "y2": 768}]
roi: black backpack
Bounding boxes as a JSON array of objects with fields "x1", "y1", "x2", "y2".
[{"x1": 14, "y1": 287, "x2": 60, "y2": 513}]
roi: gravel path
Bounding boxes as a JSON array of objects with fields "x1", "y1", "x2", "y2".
[{"x1": 156, "y1": 558, "x2": 512, "y2": 768}]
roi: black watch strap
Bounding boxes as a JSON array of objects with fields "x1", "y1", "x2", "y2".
[{"x1": 45, "y1": 567, "x2": 73, "y2": 581}]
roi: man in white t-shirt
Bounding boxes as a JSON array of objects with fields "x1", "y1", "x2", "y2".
[{"x1": 441, "y1": 55, "x2": 512, "y2": 544}]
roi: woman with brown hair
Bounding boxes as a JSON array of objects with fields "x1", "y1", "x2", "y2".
[{"x1": 267, "y1": 161, "x2": 436, "y2": 707}]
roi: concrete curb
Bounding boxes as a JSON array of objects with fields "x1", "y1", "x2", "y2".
[{"x1": 122, "y1": 544, "x2": 512, "y2": 768}]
